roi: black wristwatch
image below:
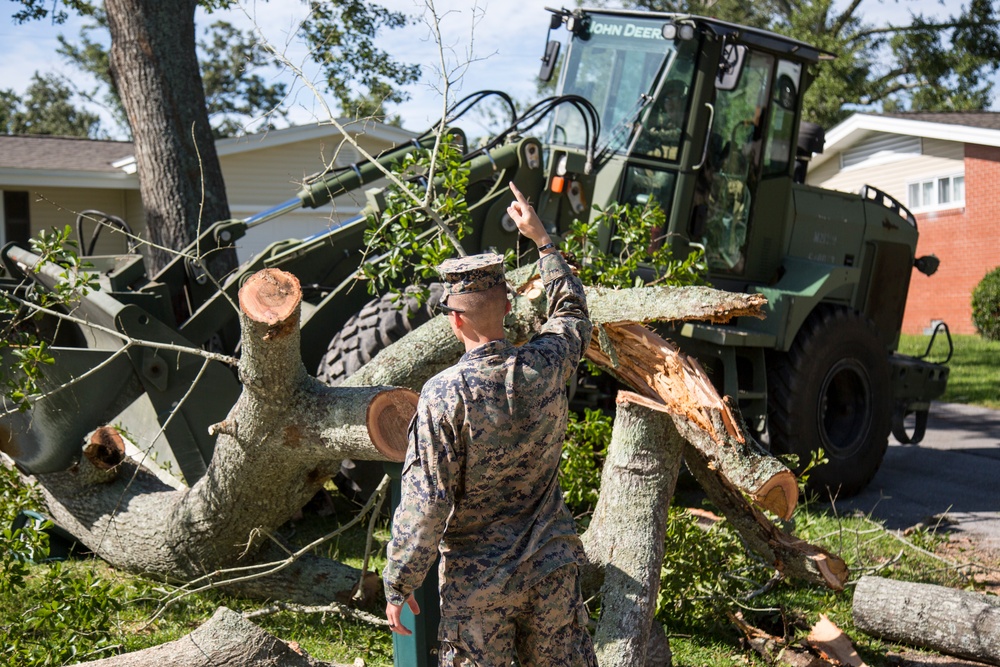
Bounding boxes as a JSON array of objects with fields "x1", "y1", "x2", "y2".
[{"x1": 537, "y1": 242, "x2": 556, "y2": 253}]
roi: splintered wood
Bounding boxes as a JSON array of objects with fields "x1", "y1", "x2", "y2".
[
  {"x1": 585, "y1": 322, "x2": 799, "y2": 521},
  {"x1": 586, "y1": 323, "x2": 738, "y2": 441}
]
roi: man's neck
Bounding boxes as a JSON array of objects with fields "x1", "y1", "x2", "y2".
[{"x1": 461, "y1": 331, "x2": 505, "y2": 353}]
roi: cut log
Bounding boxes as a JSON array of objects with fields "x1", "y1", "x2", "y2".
[
  {"x1": 585, "y1": 323, "x2": 798, "y2": 520},
  {"x1": 581, "y1": 391, "x2": 683, "y2": 667},
  {"x1": 69, "y1": 606, "x2": 336, "y2": 666},
  {"x1": 853, "y1": 575, "x2": 1000, "y2": 666},
  {"x1": 32, "y1": 269, "x2": 418, "y2": 603},
  {"x1": 684, "y1": 443, "x2": 847, "y2": 589}
]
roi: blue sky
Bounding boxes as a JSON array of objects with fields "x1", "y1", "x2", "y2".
[{"x1": 0, "y1": 0, "x2": 983, "y2": 138}]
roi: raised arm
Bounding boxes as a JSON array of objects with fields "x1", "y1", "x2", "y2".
[{"x1": 507, "y1": 182, "x2": 592, "y2": 376}]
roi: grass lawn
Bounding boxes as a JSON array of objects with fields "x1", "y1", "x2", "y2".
[
  {"x1": 3, "y1": 335, "x2": 996, "y2": 666},
  {"x1": 4, "y1": 493, "x2": 994, "y2": 667},
  {"x1": 898, "y1": 333, "x2": 1000, "y2": 410}
]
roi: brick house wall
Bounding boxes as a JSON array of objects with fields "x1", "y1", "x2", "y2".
[{"x1": 901, "y1": 143, "x2": 1000, "y2": 335}]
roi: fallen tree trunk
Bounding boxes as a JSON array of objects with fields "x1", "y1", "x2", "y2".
[
  {"x1": 344, "y1": 271, "x2": 834, "y2": 588},
  {"x1": 581, "y1": 392, "x2": 683, "y2": 667},
  {"x1": 684, "y1": 444, "x2": 847, "y2": 590},
  {"x1": 71, "y1": 606, "x2": 337, "y2": 666},
  {"x1": 853, "y1": 575, "x2": 1000, "y2": 666},
  {"x1": 345, "y1": 274, "x2": 793, "y2": 517},
  {"x1": 585, "y1": 323, "x2": 798, "y2": 520},
  {"x1": 582, "y1": 325, "x2": 844, "y2": 589},
  {"x1": 33, "y1": 269, "x2": 417, "y2": 601},
  {"x1": 343, "y1": 271, "x2": 767, "y2": 392}
]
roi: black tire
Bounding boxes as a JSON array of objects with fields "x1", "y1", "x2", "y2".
[
  {"x1": 317, "y1": 284, "x2": 444, "y2": 502},
  {"x1": 767, "y1": 307, "x2": 891, "y2": 498}
]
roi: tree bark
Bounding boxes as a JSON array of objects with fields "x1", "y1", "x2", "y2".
[
  {"x1": 581, "y1": 392, "x2": 683, "y2": 667},
  {"x1": 344, "y1": 273, "x2": 766, "y2": 394},
  {"x1": 70, "y1": 606, "x2": 338, "y2": 667},
  {"x1": 105, "y1": 0, "x2": 237, "y2": 276},
  {"x1": 34, "y1": 270, "x2": 416, "y2": 602},
  {"x1": 853, "y1": 575, "x2": 1000, "y2": 666}
]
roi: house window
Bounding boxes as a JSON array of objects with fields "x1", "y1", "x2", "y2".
[
  {"x1": 2, "y1": 191, "x2": 31, "y2": 247},
  {"x1": 907, "y1": 174, "x2": 964, "y2": 211}
]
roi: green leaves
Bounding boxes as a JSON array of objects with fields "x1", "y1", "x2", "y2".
[
  {"x1": 0, "y1": 73, "x2": 101, "y2": 138},
  {"x1": 563, "y1": 201, "x2": 707, "y2": 289},
  {"x1": 1, "y1": 225, "x2": 96, "y2": 412},
  {"x1": 359, "y1": 134, "x2": 471, "y2": 297},
  {"x1": 971, "y1": 266, "x2": 1000, "y2": 341},
  {"x1": 559, "y1": 409, "x2": 612, "y2": 515},
  {"x1": 300, "y1": 0, "x2": 421, "y2": 122}
]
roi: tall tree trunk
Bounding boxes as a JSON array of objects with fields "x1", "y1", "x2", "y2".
[
  {"x1": 582, "y1": 392, "x2": 683, "y2": 667},
  {"x1": 105, "y1": 0, "x2": 237, "y2": 276}
]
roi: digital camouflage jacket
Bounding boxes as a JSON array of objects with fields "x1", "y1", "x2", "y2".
[{"x1": 383, "y1": 251, "x2": 593, "y2": 615}]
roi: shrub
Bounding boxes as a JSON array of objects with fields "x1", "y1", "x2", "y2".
[{"x1": 971, "y1": 266, "x2": 1000, "y2": 341}]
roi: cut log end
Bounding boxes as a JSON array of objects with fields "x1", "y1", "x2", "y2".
[
  {"x1": 83, "y1": 426, "x2": 125, "y2": 471},
  {"x1": 754, "y1": 473, "x2": 799, "y2": 522},
  {"x1": 367, "y1": 388, "x2": 419, "y2": 462},
  {"x1": 238, "y1": 268, "x2": 302, "y2": 328}
]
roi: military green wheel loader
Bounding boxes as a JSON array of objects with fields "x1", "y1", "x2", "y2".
[{"x1": 1, "y1": 8, "x2": 949, "y2": 498}]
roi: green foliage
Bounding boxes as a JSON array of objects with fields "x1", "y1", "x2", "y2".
[
  {"x1": 0, "y1": 225, "x2": 97, "y2": 412},
  {"x1": 0, "y1": 72, "x2": 101, "y2": 138},
  {"x1": 559, "y1": 409, "x2": 612, "y2": 514},
  {"x1": 54, "y1": 12, "x2": 290, "y2": 139},
  {"x1": 657, "y1": 505, "x2": 755, "y2": 634},
  {"x1": 9, "y1": 0, "x2": 95, "y2": 24},
  {"x1": 0, "y1": 465, "x2": 48, "y2": 595},
  {"x1": 300, "y1": 0, "x2": 421, "y2": 121},
  {"x1": 359, "y1": 134, "x2": 471, "y2": 296},
  {"x1": 198, "y1": 21, "x2": 291, "y2": 138},
  {"x1": 0, "y1": 467, "x2": 125, "y2": 667},
  {"x1": 14, "y1": 0, "x2": 418, "y2": 138},
  {"x1": 971, "y1": 266, "x2": 1000, "y2": 342},
  {"x1": 563, "y1": 201, "x2": 707, "y2": 288}
]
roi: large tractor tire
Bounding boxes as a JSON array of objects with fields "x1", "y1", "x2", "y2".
[
  {"x1": 767, "y1": 307, "x2": 891, "y2": 498},
  {"x1": 316, "y1": 285, "x2": 444, "y2": 503}
]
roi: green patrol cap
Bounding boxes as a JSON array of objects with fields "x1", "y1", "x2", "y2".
[{"x1": 437, "y1": 252, "x2": 505, "y2": 295}]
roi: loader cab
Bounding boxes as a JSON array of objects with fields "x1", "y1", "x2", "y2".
[{"x1": 545, "y1": 9, "x2": 830, "y2": 285}]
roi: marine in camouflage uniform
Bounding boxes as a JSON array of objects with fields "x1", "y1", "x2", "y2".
[{"x1": 384, "y1": 184, "x2": 597, "y2": 667}]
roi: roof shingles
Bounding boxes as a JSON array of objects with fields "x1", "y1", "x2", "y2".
[
  {"x1": 0, "y1": 135, "x2": 134, "y2": 171},
  {"x1": 879, "y1": 111, "x2": 1000, "y2": 131}
]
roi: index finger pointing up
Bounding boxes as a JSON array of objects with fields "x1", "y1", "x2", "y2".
[{"x1": 509, "y1": 181, "x2": 528, "y2": 206}]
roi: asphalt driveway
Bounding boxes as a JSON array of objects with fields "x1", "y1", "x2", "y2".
[{"x1": 835, "y1": 402, "x2": 1000, "y2": 550}]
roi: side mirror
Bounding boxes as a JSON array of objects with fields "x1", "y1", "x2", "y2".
[
  {"x1": 716, "y1": 43, "x2": 747, "y2": 91},
  {"x1": 539, "y1": 40, "x2": 561, "y2": 82},
  {"x1": 914, "y1": 254, "x2": 940, "y2": 276}
]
